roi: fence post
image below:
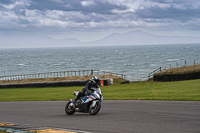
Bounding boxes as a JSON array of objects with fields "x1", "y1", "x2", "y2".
[
  {"x1": 194, "y1": 60, "x2": 195, "y2": 66},
  {"x1": 90, "y1": 70, "x2": 93, "y2": 76}
]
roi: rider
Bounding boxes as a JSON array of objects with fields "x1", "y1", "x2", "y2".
[{"x1": 72, "y1": 76, "x2": 100, "y2": 103}]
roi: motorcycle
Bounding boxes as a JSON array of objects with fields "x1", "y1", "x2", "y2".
[{"x1": 65, "y1": 88, "x2": 103, "y2": 115}]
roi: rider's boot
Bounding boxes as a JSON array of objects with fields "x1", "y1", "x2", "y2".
[
  {"x1": 72, "y1": 98, "x2": 77, "y2": 104},
  {"x1": 72, "y1": 92, "x2": 81, "y2": 104}
]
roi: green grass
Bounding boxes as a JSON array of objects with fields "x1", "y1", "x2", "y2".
[
  {"x1": 103, "y1": 79, "x2": 200, "y2": 101},
  {"x1": 0, "y1": 79, "x2": 200, "y2": 101}
]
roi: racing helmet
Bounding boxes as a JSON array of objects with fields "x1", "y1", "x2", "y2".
[{"x1": 92, "y1": 76, "x2": 100, "y2": 85}]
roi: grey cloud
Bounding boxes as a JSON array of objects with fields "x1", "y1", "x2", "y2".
[
  {"x1": 26, "y1": 0, "x2": 124, "y2": 15},
  {"x1": 0, "y1": 0, "x2": 200, "y2": 33},
  {"x1": 135, "y1": 3, "x2": 200, "y2": 23},
  {"x1": 0, "y1": 0, "x2": 14, "y2": 5},
  {"x1": 0, "y1": 0, "x2": 30, "y2": 10}
]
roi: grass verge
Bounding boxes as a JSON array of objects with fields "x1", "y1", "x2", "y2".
[
  {"x1": 155, "y1": 64, "x2": 200, "y2": 75},
  {"x1": 0, "y1": 79, "x2": 200, "y2": 101}
]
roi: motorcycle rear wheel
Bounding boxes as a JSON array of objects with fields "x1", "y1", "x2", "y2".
[
  {"x1": 89, "y1": 101, "x2": 101, "y2": 115},
  {"x1": 65, "y1": 101, "x2": 75, "y2": 115}
]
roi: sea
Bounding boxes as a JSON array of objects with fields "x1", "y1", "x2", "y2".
[{"x1": 0, "y1": 43, "x2": 200, "y2": 81}]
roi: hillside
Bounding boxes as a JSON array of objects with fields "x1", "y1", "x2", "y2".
[
  {"x1": 154, "y1": 64, "x2": 200, "y2": 81},
  {"x1": 86, "y1": 30, "x2": 200, "y2": 46},
  {"x1": 1, "y1": 30, "x2": 200, "y2": 48},
  {"x1": 155, "y1": 64, "x2": 200, "y2": 75}
]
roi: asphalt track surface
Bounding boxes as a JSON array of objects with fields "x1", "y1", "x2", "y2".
[{"x1": 0, "y1": 100, "x2": 200, "y2": 133}]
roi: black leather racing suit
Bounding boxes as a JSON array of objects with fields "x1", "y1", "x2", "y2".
[{"x1": 73, "y1": 80, "x2": 99, "y2": 102}]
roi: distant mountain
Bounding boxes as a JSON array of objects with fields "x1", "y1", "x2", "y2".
[
  {"x1": 0, "y1": 33, "x2": 81, "y2": 48},
  {"x1": 85, "y1": 30, "x2": 200, "y2": 46},
  {"x1": 1, "y1": 30, "x2": 200, "y2": 48}
]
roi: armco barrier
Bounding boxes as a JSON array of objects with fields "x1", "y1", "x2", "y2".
[
  {"x1": 153, "y1": 72, "x2": 200, "y2": 82},
  {"x1": 0, "y1": 79, "x2": 113, "y2": 88}
]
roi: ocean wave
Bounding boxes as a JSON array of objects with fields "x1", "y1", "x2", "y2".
[
  {"x1": 167, "y1": 59, "x2": 180, "y2": 61},
  {"x1": 151, "y1": 64, "x2": 158, "y2": 67},
  {"x1": 17, "y1": 64, "x2": 26, "y2": 66},
  {"x1": 138, "y1": 69, "x2": 151, "y2": 72},
  {"x1": 125, "y1": 63, "x2": 134, "y2": 66},
  {"x1": 54, "y1": 64, "x2": 61, "y2": 66}
]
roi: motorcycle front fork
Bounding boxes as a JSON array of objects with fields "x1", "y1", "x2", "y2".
[{"x1": 90, "y1": 101, "x2": 97, "y2": 108}]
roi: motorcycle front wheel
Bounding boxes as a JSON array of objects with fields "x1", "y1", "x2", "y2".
[
  {"x1": 65, "y1": 101, "x2": 75, "y2": 115},
  {"x1": 89, "y1": 100, "x2": 101, "y2": 115}
]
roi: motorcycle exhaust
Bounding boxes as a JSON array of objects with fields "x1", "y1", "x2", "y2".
[{"x1": 75, "y1": 108, "x2": 81, "y2": 112}]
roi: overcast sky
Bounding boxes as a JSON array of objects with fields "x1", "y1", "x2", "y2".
[{"x1": 0, "y1": 0, "x2": 200, "y2": 42}]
